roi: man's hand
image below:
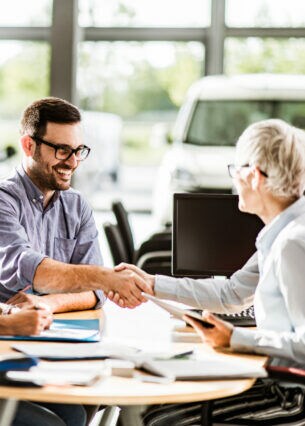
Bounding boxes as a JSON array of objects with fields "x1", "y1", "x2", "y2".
[
  {"x1": 7, "y1": 291, "x2": 49, "y2": 311},
  {"x1": 0, "y1": 306, "x2": 53, "y2": 336},
  {"x1": 183, "y1": 311, "x2": 234, "y2": 348},
  {"x1": 104, "y1": 265, "x2": 154, "y2": 308},
  {"x1": 107, "y1": 263, "x2": 155, "y2": 308}
]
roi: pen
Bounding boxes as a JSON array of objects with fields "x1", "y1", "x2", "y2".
[
  {"x1": 34, "y1": 305, "x2": 42, "y2": 311},
  {"x1": 33, "y1": 302, "x2": 51, "y2": 312},
  {"x1": 135, "y1": 374, "x2": 174, "y2": 384},
  {"x1": 22, "y1": 284, "x2": 32, "y2": 292},
  {"x1": 171, "y1": 350, "x2": 194, "y2": 359}
]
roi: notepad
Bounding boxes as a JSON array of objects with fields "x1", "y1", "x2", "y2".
[{"x1": 0, "y1": 319, "x2": 100, "y2": 342}]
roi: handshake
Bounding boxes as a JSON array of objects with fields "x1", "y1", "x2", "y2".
[{"x1": 105, "y1": 263, "x2": 155, "y2": 309}]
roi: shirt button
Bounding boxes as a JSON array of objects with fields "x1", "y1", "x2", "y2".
[
  {"x1": 39, "y1": 195, "x2": 43, "y2": 199},
  {"x1": 32, "y1": 199, "x2": 36, "y2": 203}
]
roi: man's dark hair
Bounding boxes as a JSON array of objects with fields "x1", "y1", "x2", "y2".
[{"x1": 20, "y1": 97, "x2": 81, "y2": 138}]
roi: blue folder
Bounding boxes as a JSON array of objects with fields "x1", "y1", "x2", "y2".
[
  {"x1": 0, "y1": 355, "x2": 38, "y2": 371},
  {"x1": 0, "y1": 319, "x2": 100, "y2": 342}
]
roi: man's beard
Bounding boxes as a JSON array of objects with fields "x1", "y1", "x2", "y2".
[{"x1": 30, "y1": 148, "x2": 74, "y2": 192}]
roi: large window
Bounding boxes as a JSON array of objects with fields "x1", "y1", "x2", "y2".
[
  {"x1": 78, "y1": 41, "x2": 204, "y2": 164},
  {"x1": 0, "y1": 41, "x2": 50, "y2": 150},
  {"x1": 226, "y1": 0, "x2": 305, "y2": 28},
  {"x1": 79, "y1": 0, "x2": 210, "y2": 27},
  {"x1": 225, "y1": 38, "x2": 305, "y2": 75},
  {"x1": 1, "y1": 0, "x2": 305, "y2": 190},
  {"x1": 0, "y1": 0, "x2": 52, "y2": 26}
]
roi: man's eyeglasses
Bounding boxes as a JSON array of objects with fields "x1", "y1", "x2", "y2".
[
  {"x1": 32, "y1": 136, "x2": 91, "y2": 161},
  {"x1": 227, "y1": 164, "x2": 268, "y2": 179}
]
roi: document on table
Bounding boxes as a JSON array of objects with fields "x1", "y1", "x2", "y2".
[
  {"x1": 12, "y1": 342, "x2": 141, "y2": 360},
  {"x1": 141, "y1": 357, "x2": 267, "y2": 380},
  {"x1": 0, "y1": 319, "x2": 100, "y2": 342},
  {"x1": 6, "y1": 360, "x2": 111, "y2": 386}
]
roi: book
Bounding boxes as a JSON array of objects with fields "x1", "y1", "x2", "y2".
[{"x1": 0, "y1": 319, "x2": 100, "y2": 342}]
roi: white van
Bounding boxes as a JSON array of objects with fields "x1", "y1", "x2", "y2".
[{"x1": 153, "y1": 74, "x2": 305, "y2": 225}]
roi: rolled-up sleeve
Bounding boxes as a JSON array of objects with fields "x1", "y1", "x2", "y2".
[{"x1": 0, "y1": 196, "x2": 46, "y2": 296}]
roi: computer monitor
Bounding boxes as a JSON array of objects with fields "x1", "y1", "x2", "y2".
[{"x1": 172, "y1": 193, "x2": 264, "y2": 278}]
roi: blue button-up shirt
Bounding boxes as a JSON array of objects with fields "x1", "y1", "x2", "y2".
[{"x1": 0, "y1": 166, "x2": 106, "y2": 306}]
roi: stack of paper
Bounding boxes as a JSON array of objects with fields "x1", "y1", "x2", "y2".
[
  {"x1": 6, "y1": 360, "x2": 111, "y2": 386},
  {"x1": 141, "y1": 357, "x2": 267, "y2": 380}
]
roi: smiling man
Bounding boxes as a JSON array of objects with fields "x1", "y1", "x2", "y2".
[{"x1": 0, "y1": 97, "x2": 151, "y2": 313}]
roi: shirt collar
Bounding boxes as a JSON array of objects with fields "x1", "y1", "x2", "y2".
[
  {"x1": 256, "y1": 196, "x2": 305, "y2": 256},
  {"x1": 16, "y1": 165, "x2": 61, "y2": 207}
]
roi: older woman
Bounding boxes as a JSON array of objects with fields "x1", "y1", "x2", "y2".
[
  {"x1": 115, "y1": 119, "x2": 305, "y2": 425},
  {"x1": 186, "y1": 118, "x2": 305, "y2": 425},
  {"x1": 187, "y1": 119, "x2": 305, "y2": 366}
]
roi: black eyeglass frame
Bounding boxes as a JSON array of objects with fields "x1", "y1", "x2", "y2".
[
  {"x1": 227, "y1": 163, "x2": 268, "y2": 178},
  {"x1": 32, "y1": 136, "x2": 91, "y2": 161}
]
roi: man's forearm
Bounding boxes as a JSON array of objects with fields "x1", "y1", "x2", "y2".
[
  {"x1": 41, "y1": 291, "x2": 98, "y2": 313},
  {"x1": 33, "y1": 258, "x2": 110, "y2": 294},
  {"x1": 33, "y1": 257, "x2": 152, "y2": 309}
]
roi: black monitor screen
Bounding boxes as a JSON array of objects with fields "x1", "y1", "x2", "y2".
[{"x1": 172, "y1": 193, "x2": 264, "y2": 277}]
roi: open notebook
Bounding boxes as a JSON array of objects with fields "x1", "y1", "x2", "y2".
[{"x1": 0, "y1": 319, "x2": 100, "y2": 342}]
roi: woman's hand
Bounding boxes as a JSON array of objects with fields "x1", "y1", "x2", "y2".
[{"x1": 183, "y1": 311, "x2": 234, "y2": 348}]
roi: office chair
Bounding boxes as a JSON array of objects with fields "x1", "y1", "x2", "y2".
[
  {"x1": 103, "y1": 221, "x2": 171, "y2": 274},
  {"x1": 111, "y1": 200, "x2": 172, "y2": 264},
  {"x1": 213, "y1": 365, "x2": 305, "y2": 426},
  {"x1": 103, "y1": 222, "x2": 129, "y2": 265},
  {"x1": 266, "y1": 365, "x2": 305, "y2": 386}
]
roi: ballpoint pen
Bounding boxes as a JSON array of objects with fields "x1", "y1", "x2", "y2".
[{"x1": 134, "y1": 373, "x2": 174, "y2": 384}]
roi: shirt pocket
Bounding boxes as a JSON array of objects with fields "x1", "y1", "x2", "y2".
[{"x1": 54, "y1": 237, "x2": 77, "y2": 263}]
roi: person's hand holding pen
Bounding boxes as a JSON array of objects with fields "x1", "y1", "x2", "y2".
[
  {"x1": 6, "y1": 284, "x2": 48, "y2": 311},
  {"x1": 32, "y1": 302, "x2": 53, "y2": 330},
  {"x1": 4, "y1": 306, "x2": 52, "y2": 335}
]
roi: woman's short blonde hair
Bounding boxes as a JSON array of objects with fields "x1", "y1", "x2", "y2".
[{"x1": 236, "y1": 119, "x2": 305, "y2": 199}]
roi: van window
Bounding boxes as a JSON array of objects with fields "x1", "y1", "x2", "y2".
[{"x1": 185, "y1": 100, "x2": 305, "y2": 147}]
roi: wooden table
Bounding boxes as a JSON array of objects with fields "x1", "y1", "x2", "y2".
[{"x1": 0, "y1": 302, "x2": 267, "y2": 426}]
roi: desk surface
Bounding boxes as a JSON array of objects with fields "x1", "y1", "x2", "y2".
[{"x1": 0, "y1": 302, "x2": 267, "y2": 406}]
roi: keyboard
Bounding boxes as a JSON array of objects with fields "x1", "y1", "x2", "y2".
[
  {"x1": 188, "y1": 306, "x2": 256, "y2": 327},
  {"x1": 217, "y1": 306, "x2": 256, "y2": 327}
]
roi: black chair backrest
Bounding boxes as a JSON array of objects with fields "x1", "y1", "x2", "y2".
[
  {"x1": 103, "y1": 222, "x2": 130, "y2": 265},
  {"x1": 112, "y1": 201, "x2": 134, "y2": 261}
]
